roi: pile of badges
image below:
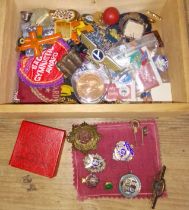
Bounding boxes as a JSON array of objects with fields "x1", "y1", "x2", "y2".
[
  {"x1": 15, "y1": 7, "x2": 170, "y2": 104},
  {"x1": 68, "y1": 120, "x2": 167, "y2": 207},
  {"x1": 67, "y1": 122, "x2": 142, "y2": 198}
]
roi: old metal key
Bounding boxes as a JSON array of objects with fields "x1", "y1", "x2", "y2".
[
  {"x1": 151, "y1": 165, "x2": 166, "y2": 209},
  {"x1": 131, "y1": 120, "x2": 140, "y2": 146}
]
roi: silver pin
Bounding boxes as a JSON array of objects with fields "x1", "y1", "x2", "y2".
[{"x1": 142, "y1": 126, "x2": 148, "y2": 145}]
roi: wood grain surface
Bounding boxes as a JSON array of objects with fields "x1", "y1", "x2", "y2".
[{"x1": 0, "y1": 116, "x2": 189, "y2": 210}]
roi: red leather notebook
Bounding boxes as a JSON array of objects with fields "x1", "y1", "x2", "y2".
[
  {"x1": 72, "y1": 120, "x2": 162, "y2": 200},
  {"x1": 9, "y1": 121, "x2": 66, "y2": 178}
]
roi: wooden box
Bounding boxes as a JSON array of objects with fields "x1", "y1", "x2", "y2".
[{"x1": 0, "y1": 0, "x2": 189, "y2": 118}]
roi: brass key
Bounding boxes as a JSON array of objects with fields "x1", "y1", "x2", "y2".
[
  {"x1": 151, "y1": 165, "x2": 166, "y2": 209},
  {"x1": 131, "y1": 120, "x2": 140, "y2": 146}
]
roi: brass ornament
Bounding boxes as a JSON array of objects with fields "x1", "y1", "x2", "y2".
[{"x1": 67, "y1": 122, "x2": 100, "y2": 153}]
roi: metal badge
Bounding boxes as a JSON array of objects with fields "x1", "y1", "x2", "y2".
[
  {"x1": 80, "y1": 33, "x2": 122, "y2": 72},
  {"x1": 119, "y1": 174, "x2": 141, "y2": 198},
  {"x1": 82, "y1": 173, "x2": 99, "y2": 187},
  {"x1": 20, "y1": 11, "x2": 32, "y2": 22},
  {"x1": 113, "y1": 141, "x2": 134, "y2": 161},
  {"x1": 67, "y1": 122, "x2": 100, "y2": 153},
  {"x1": 83, "y1": 154, "x2": 106, "y2": 173}
]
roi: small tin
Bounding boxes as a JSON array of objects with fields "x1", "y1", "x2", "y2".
[{"x1": 119, "y1": 174, "x2": 141, "y2": 198}]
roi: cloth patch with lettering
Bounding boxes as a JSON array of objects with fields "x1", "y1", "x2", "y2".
[{"x1": 17, "y1": 38, "x2": 70, "y2": 88}]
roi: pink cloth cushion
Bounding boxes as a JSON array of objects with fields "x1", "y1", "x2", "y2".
[{"x1": 72, "y1": 120, "x2": 163, "y2": 200}]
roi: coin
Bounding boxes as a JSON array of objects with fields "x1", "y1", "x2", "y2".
[
  {"x1": 119, "y1": 174, "x2": 141, "y2": 198},
  {"x1": 76, "y1": 73, "x2": 105, "y2": 103}
]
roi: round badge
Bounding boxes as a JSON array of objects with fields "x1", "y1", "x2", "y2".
[
  {"x1": 91, "y1": 49, "x2": 105, "y2": 62},
  {"x1": 83, "y1": 154, "x2": 106, "y2": 173},
  {"x1": 119, "y1": 174, "x2": 141, "y2": 198},
  {"x1": 113, "y1": 141, "x2": 134, "y2": 161}
]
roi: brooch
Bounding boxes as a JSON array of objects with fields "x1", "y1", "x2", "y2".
[
  {"x1": 83, "y1": 153, "x2": 106, "y2": 173},
  {"x1": 119, "y1": 174, "x2": 141, "y2": 198},
  {"x1": 113, "y1": 141, "x2": 134, "y2": 161},
  {"x1": 82, "y1": 173, "x2": 100, "y2": 187},
  {"x1": 67, "y1": 122, "x2": 100, "y2": 153}
]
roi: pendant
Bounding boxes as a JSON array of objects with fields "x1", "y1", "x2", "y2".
[
  {"x1": 83, "y1": 153, "x2": 106, "y2": 173},
  {"x1": 67, "y1": 122, "x2": 100, "y2": 153},
  {"x1": 119, "y1": 174, "x2": 141, "y2": 198},
  {"x1": 82, "y1": 173, "x2": 99, "y2": 187}
]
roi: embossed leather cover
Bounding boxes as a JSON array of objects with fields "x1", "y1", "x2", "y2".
[
  {"x1": 72, "y1": 120, "x2": 163, "y2": 200},
  {"x1": 9, "y1": 121, "x2": 66, "y2": 178}
]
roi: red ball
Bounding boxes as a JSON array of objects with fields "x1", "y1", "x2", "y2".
[{"x1": 102, "y1": 7, "x2": 120, "y2": 25}]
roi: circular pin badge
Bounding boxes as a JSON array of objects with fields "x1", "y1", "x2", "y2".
[
  {"x1": 119, "y1": 174, "x2": 141, "y2": 198},
  {"x1": 82, "y1": 174, "x2": 99, "y2": 187},
  {"x1": 83, "y1": 154, "x2": 106, "y2": 173},
  {"x1": 113, "y1": 141, "x2": 134, "y2": 161},
  {"x1": 91, "y1": 49, "x2": 105, "y2": 62}
]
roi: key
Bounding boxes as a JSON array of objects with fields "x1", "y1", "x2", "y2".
[
  {"x1": 152, "y1": 191, "x2": 158, "y2": 209},
  {"x1": 131, "y1": 120, "x2": 140, "y2": 146},
  {"x1": 151, "y1": 166, "x2": 166, "y2": 209}
]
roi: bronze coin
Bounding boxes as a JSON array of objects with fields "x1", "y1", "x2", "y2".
[{"x1": 76, "y1": 73, "x2": 105, "y2": 102}]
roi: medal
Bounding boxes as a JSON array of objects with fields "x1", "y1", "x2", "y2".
[
  {"x1": 119, "y1": 174, "x2": 141, "y2": 198},
  {"x1": 113, "y1": 141, "x2": 134, "y2": 161},
  {"x1": 67, "y1": 122, "x2": 100, "y2": 153},
  {"x1": 82, "y1": 174, "x2": 99, "y2": 187},
  {"x1": 83, "y1": 154, "x2": 106, "y2": 173}
]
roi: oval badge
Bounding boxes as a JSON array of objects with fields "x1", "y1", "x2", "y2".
[{"x1": 91, "y1": 49, "x2": 105, "y2": 62}]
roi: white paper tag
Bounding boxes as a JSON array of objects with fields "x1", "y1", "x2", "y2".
[{"x1": 124, "y1": 20, "x2": 144, "y2": 39}]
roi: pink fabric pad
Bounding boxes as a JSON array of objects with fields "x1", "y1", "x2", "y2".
[{"x1": 72, "y1": 120, "x2": 162, "y2": 200}]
